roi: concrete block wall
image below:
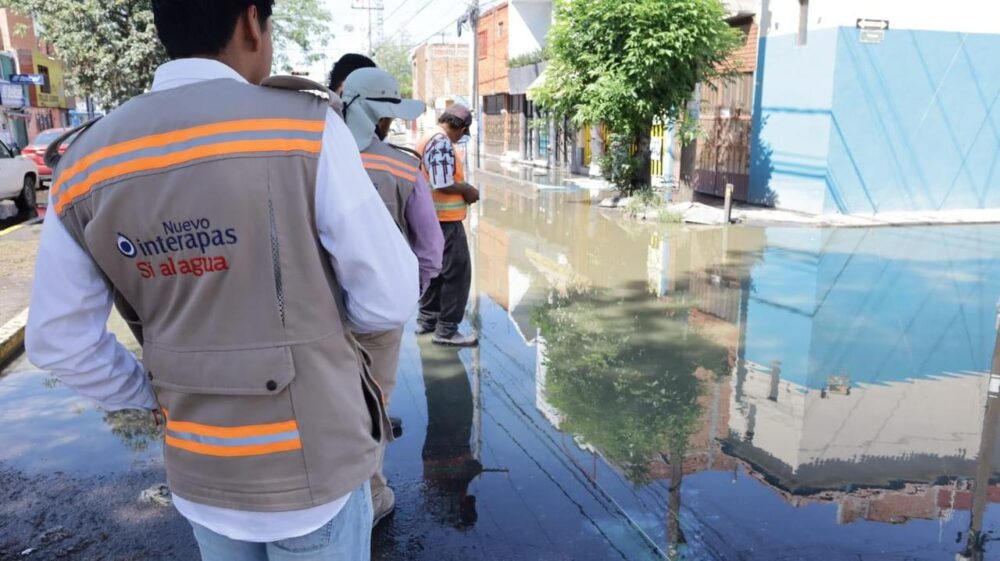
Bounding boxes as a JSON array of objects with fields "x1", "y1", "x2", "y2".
[{"x1": 749, "y1": 0, "x2": 1000, "y2": 213}]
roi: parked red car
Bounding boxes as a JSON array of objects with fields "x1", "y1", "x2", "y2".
[{"x1": 21, "y1": 128, "x2": 79, "y2": 187}]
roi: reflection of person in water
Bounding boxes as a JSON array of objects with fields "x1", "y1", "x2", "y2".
[{"x1": 419, "y1": 341, "x2": 483, "y2": 529}]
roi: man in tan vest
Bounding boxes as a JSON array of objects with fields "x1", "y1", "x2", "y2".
[
  {"x1": 25, "y1": 1, "x2": 418, "y2": 559},
  {"x1": 342, "y1": 67, "x2": 443, "y2": 525}
]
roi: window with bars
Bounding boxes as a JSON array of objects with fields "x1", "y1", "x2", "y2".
[{"x1": 484, "y1": 94, "x2": 507, "y2": 115}]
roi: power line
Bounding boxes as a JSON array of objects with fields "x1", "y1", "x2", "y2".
[{"x1": 385, "y1": 0, "x2": 416, "y2": 22}]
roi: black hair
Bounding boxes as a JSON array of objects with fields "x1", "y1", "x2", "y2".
[
  {"x1": 438, "y1": 113, "x2": 470, "y2": 130},
  {"x1": 152, "y1": 0, "x2": 274, "y2": 59},
  {"x1": 329, "y1": 53, "x2": 377, "y2": 91}
]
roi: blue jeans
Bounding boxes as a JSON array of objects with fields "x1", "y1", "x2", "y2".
[{"x1": 189, "y1": 482, "x2": 373, "y2": 561}]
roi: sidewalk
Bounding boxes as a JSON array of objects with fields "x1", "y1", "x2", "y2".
[
  {"x1": 476, "y1": 154, "x2": 614, "y2": 194},
  {"x1": 614, "y1": 196, "x2": 1000, "y2": 228},
  {"x1": 0, "y1": 219, "x2": 42, "y2": 364},
  {"x1": 481, "y1": 159, "x2": 1000, "y2": 228}
]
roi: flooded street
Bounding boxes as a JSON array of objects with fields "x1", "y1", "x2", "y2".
[{"x1": 3, "y1": 171, "x2": 1000, "y2": 560}]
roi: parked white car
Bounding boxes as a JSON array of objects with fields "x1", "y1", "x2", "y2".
[{"x1": 0, "y1": 139, "x2": 39, "y2": 215}]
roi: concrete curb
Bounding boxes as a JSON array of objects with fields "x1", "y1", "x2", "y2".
[{"x1": 0, "y1": 307, "x2": 28, "y2": 365}]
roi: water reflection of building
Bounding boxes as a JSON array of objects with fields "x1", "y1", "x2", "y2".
[
  {"x1": 729, "y1": 227, "x2": 1000, "y2": 485},
  {"x1": 724, "y1": 226, "x2": 1000, "y2": 534}
]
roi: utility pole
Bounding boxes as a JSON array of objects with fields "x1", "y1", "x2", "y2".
[
  {"x1": 960, "y1": 304, "x2": 1000, "y2": 561},
  {"x1": 352, "y1": 0, "x2": 385, "y2": 55},
  {"x1": 469, "y1": 0, "x2": 480, "y2": 169},
  {"x1": 458, "y1": 0, "x2": 480, "y2": 170}
]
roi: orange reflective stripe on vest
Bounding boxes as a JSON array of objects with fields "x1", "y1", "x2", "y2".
[
  {"x1": 417, "y1": 131, "x2": 467, "y2": 222},
  {"x1": 52, "y1": 118, "x2": 324, "y2": 214},
  {"x1": 162, "y1": 409, "x2": 303, "y2": 458},
  {"x1": 361, "y1": 152, "x2": 418, "y2": 182}
]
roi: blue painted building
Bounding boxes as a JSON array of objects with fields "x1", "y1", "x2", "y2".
[{"x1": 746, "y1": 0, "x2": 1000, "y2": 214}]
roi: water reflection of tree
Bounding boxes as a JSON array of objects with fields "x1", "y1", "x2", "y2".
[
  {"x1": 102, "y1": 409, "x2": 162, "y2": 453},
  {"x1": 43, "y1": 373, "x2": 162, "y2": 452},
  {"x1": 532, "y1": 288, "x2": 730, "y2": 484}
]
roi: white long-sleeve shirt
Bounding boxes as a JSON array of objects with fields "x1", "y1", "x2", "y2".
[{"x1": 25, "y1": 58, "x2": 419, "y2": 542}]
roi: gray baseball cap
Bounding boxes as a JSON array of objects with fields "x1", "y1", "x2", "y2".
[{"x1": 342, "y1": 67, "x2": 425, "y2": 150}]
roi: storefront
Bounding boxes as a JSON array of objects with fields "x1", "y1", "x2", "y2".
[
  {"x1": 25, "y1": 49, "x2": 71, "y2": 142},
  {"x1": 0, "y1": 51, "x2": 28, "y2": 149},
  {"x1": 0, "y1": 79, "x2": 27, "y2": 150}
]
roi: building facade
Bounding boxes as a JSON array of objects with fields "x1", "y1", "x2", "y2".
[
  {"x1": 748, "y1": 0, "x2": 1000, "y2": 213},
  {"x1": 477, "y1": 3, "x2": 511, "y2": 157},
  {"x1": 411, "y1": 41, "x2": 470, "y2": 137},
  {"x1": 0, "y1": 9, "x2": 74, "y2": 145}
]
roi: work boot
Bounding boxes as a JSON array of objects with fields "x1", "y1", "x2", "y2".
[
  {"x1": 372, "y1": 485, "x2": 395, "y2": 527},
  {"x1": 432, "y1": 332, "x2": 479, "y2": 347}
]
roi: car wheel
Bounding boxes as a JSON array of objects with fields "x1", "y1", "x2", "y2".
[{"x1": 15, "y1": 175, "x2": 37, "y2": 215}]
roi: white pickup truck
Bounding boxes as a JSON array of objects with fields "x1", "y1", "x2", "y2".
[{"x1": 0, "y1": 139, "x2": 39, "y2": 215}]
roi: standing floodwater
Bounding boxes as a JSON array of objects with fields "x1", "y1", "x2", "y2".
[{"x1": 2, "y1": 172, "x2": 999, "y2": 560}]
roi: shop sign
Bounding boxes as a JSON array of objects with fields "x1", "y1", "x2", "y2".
[
  {"x1": 0, "y1": 81, "x2": 24, "y2": 107},
  {"x1": 10, "y1": 74, "x2": 44, "y2": 85}
]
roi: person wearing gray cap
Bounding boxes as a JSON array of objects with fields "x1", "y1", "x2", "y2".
[
  {"x1": 415, "y1": 104, "x2": 480, "y2": 347},
  {"x1": 342, "y1": 67, "x2": 444, "y2": 525}
]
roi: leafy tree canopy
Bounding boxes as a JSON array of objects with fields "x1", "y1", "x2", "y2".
[
  {"x1": 372, "y1": 35, "x2": 414, "y2": 99},
  {"x1": 3, "y1": 0, "x2": 332, "y2": 107},
  {"x1": 533, "y1": 0, "x2": 741, "y2": 190}
]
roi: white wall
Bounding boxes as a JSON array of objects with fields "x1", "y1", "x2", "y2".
[
  {"x1": 761, "y1": 0, "x2": 1000, "y2": 38},
  {"x1": 509, "y1": 0, "x2": 553, "y2": 59}
]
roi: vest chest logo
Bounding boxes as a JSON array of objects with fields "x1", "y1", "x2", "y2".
[
  {"x1": 120, "y1": 217, "x2": 239, "y2": 280},
  {"x1": 116, "y1": 233, "x2": 138, "y2": 258}
]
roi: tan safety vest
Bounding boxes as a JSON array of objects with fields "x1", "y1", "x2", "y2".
[
  {"x1": 50, "y1": 77, "x2": 389, "y2": 512},
  {"x1": 416, "y1": 130, "x2": 467, "y2": 223},
  {"x1": 360, "y1": 136, "x2": 418, "y2": 234}
]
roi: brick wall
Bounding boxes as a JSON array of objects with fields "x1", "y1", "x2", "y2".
[
  {"x1": 730, "y1": 17, "x2": 758, "y2": 73},
  {"x1": 477, "y1": 3, "x2": 509, "y2": 96},
  {"x1": 412, "y1": 42, "x2": 470, "y2": 106},
  {"x1": 0, "y1": 9, "x2": 36, "y2": 52}
]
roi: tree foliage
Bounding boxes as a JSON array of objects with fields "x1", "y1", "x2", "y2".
[
  {"x1": 3, "y1": 0, "x2": 332, "y2": 107},
  {"x1": 533, "y1": 0, "x2": 741, "y2": 192},
  {"x1": 372, "y1": 35, "x2": 414, "y2": 98}
]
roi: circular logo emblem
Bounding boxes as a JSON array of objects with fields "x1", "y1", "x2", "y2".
[{"x1": 116, "y1": 233, "x2": 137, "y2": 258}]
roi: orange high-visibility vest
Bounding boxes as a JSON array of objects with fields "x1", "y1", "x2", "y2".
[{"x1": 416, "y1": 130, "x2": 467, "y2": 223}]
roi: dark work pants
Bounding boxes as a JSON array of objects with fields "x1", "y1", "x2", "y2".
[{"x1": 419, "y1": 221, "x2": 471, "y2": 338}]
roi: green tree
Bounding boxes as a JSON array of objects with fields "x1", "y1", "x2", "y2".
[
  {"x1": 3, "y1": 0, "x2": 332, "y2": 107},
  {"x1": 533, "y1": 0, "x2": 741, "y2": 193},
  {"x1": 372, "y1": 35, "x2": 414, "y2": 98}
]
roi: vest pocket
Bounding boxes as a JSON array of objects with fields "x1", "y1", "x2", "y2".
[
  {"x1": 144, "y1": 344, "x2": 295, "y2": 395},
  {"x1": 145, "y1": 344, "x2": 306, "y2": 468}
]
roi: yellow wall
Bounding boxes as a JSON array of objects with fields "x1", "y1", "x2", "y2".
[{"x1": 32, "y1": 50, "x2": 67, "y2": 108}]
